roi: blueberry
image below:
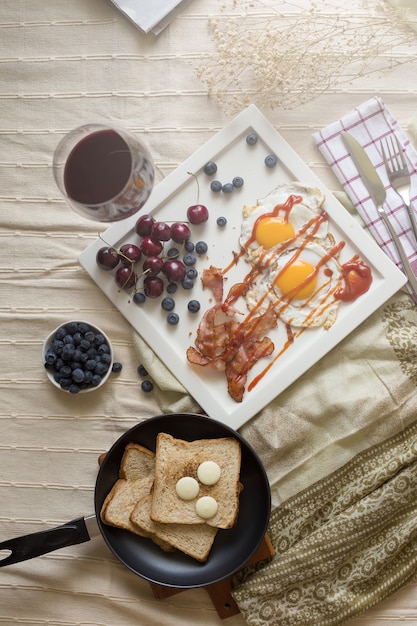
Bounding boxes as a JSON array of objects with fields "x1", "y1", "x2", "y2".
[
  {"x1": 73, "y1": 332, "x2": 82, "y2": 345},
  {"x1": 203, "y1": 161, "x2": 217, "y2": 176},
  {"x1": 91, "y1": 374, "x2": 102, "y2": 387},
  {"x1": 51, "y1": 339, "x2": 64, "y2": 353},
  {"x1": 45, "y1": 349, "x2": 57, "y2": 365},
  {"x1": 95, "y1": 362, "x2": 109, "y2": 376},
  {"x1": 69, "y1": 384, "x2": 81, "y2": 394},
  {"x1": 112, "y1": 362, "x2": 123, "y2": 373},
  {"x1": 186, "y1": 267, "x2": 198, "y2": 279},
  {"x1": 217, "y1": 216, "x2": 227, "y2": 227},
  {"x1": 182, "y1": 277, "x2": 194, "y2": 290},
  {"x1": 137, "y1": 364, "x2": 148, "y2": 377},
  {"x1": 184, "y1": 240, "x2": 195, "y2": 252},
  {"x1": 78, "y1": 322, "x2": 90, "y2": 334},
  {"x1": 72, "y1": 368, "x2": 85, "y2": 384},
  {"x1": 141, "y1": 380, "x2": 154, "y2": 392},
  {"x1": 246, "y1": 132, "x2": 258, "y2": 145},
  {"x1": 167, "y1": 312, "x2": 180, "y2": 325},
  {"x1": 167, "y1": 247, "x2": 180, "y2": 258},
  {"x1": 183, "y1": 252, "x2": 197, "y2": 266},
  {"x1": 60, "y1": 378, "x2": 72, "y2": 390},
  {"x1": 61, "y1": 344, "x2": 75, "y2": 360},
  {"x1": 232, "y1": 176, "x2": 244, "y2": 188},
  {"x1": 59, "y1": 365, "x2": 72, "y2": 378},
  {"x1": 79, "y1": 338, "x2": 91, "y2": 351},
  {"x1": 210, "y1": 180, "x2": 222, "y2": 192},
  {"x1": 195, "y1": 241, "x2": 208, "y2": 255},
  {"x1": 86, "y1": 359, "x2": 97, "y2": 371},
  {"x1": 84, "y1": 371, "x2": 93, "y2": 384},
  {"x1": 55, "y1": 327, "x2": 67, "y2": 340},
  {"x1": 187, "y1": 300, "x2": 201, "y2": 313},
  {"x1": 133, "y1": 291, "x2": 146, "y2": 305},
  {"x1": 94, "y1": 333, "x2": 106, "y2": 346},
  {"x1": 100, "y1": 353, "x2": 112, "y2": 365},
  {"x1": 161, "y1": 297, "x2": 175, "y2": 311},
  {"x1": 66, "y1": 321, "x2": 79, "y2": 334},
  {"x1": 98, "y1": 343, "x2": 110, "y2": 355},
  {"x1": 222, "y1": 182, "x2": 234, "y2": 194},
  {"x1": 265, "y1": 154, "x2": 278, "y2": 168},
  {"x1": 166, "y1": 282, "x2": 177, "y2": 294},
  {"x1": 63, "y1": 334, "x2": 74, "y2": 345}
]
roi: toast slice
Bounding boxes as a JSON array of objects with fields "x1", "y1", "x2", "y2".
[
  {"x1": 131, "y1": 494, "x2": 218, "y2": 562},
  {"x1": 150, "y1": 433, "x2": 242, "y2": 529},
  {"x1": 100, "y1": 442, "x2": 174, "y2": 551},
  {"x1": 100, "y1": 442, "x2": 156, "y2": 536}
]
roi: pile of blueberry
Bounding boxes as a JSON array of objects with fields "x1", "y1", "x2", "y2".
[{"x1": 43, "y1": 321, "x2": 113, "y2": 393}]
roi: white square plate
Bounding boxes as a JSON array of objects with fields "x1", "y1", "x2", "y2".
[{"x1": 79, "y1": 105, "x2": 406, "y2": 429}]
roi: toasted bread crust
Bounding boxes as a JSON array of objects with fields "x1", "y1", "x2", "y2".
[{"x1": 131, "y1": 495, "x2": 218, "y2": 562}]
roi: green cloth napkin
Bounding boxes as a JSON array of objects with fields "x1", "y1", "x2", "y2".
[{"x1": 232, "y1": 418, "x2": 417, "y2": 625}]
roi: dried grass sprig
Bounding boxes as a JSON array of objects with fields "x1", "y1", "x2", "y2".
[{"x1": 195, "y1": 0, "x2": 416, "y2": 111}]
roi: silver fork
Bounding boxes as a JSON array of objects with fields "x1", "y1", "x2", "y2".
[{"x1": 380, "y1": 134, "x2": 417, "y2": 241}]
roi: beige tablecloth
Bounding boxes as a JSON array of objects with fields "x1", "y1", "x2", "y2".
[{"x1": 2, "y1": 1, "x2": 417, "y2": 625}]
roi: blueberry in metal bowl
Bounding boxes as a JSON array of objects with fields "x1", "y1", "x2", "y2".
[{"x1": 42, "y1": 320, "x2": 114, "y2": 393}]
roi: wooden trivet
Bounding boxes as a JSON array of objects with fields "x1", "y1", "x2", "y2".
[{"x1": 149, "y1": 533, "x2": 274, "y2": 620}]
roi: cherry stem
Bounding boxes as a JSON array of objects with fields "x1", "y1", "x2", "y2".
[
  {"x1": 187, "y1": 171, "x2": 200, "y2": 204},
  {"x1": 98, "y1": 233, "x2": 135, "y2": 267}
]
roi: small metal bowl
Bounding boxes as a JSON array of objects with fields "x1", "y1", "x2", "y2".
[{"x1": 42, "y1": 320, "x2": 114, "y2": 393}]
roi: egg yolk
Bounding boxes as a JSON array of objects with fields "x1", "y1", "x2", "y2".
[
  {"x1": 274, "y1": 259, "x2": 317, "y2": 300},
  {"x1": 255, "y1": 216, "x2": 295, "y2": 249}
]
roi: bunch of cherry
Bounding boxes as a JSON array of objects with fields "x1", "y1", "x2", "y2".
[{"x1": 95, "y1": 202, "x2": 209, "y2": 306}]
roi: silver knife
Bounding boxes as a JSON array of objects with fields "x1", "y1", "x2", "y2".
[{"x1": 341, "y1": 131, "x2": 417, "y2": 296}]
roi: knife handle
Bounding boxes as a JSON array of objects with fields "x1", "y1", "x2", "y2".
[{"x1": 378, "y1": 209, "x2": 417, "y2": 296}]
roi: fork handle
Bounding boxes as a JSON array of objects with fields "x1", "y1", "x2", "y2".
[
  {"x1": 405, "y1": 203, "x2": 417, "y2": 244},
  {"x1": 379, "y1": 210, "x2": 417, "y2": 296}
]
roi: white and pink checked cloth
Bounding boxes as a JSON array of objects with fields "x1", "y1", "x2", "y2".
[{"x1": 313, "y1": 96, "x2": 417, "y2": 293}]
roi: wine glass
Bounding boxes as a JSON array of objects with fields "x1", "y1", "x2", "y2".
[{"x1": 53, "y1": 124, "x2": 154, "y2": 222}]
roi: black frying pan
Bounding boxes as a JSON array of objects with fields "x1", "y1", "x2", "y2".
[{"x1": 0, "y1": 413, "x2": 271, "y2": 588}]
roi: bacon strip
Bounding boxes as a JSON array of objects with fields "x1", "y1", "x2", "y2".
[
  {"x1": 201, "y1": 266, "x2": 224, "y2": 303},
  {"x1": 187, "y1": 273, "x2": 277, "y2": 402}
]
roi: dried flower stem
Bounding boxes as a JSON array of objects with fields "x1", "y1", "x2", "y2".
[{"x1": 195, "y1": 0, "x2": 417, "y2": 111}]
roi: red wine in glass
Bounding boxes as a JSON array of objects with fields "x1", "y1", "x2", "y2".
[{"x1": 53, "y1": 124, "x2": 154, "y2": 222}]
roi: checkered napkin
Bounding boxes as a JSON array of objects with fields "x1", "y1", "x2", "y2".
[{"x1": 313, "y1": 96, "x2": 417, "y2": 295}]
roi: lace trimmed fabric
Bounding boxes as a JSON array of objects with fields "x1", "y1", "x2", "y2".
[{"x1": 232, "y1": 419, "x2": 417, "y2": 626}]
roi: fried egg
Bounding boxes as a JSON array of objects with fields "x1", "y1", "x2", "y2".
[
  {"x1": 239, "y1": 183, "x2": 327, "y2": 257},
  {"x1": 245, "y1": 241, "x2": 343, "y2": 329}
]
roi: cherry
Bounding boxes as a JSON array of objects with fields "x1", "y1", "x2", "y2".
[
  {"x1": 119, "y1": 243, "x2": 141, "y2": 266},
  {"x1": 143, "y1": 255, "x2": 164, "y2": 277},
  {"x1": 151, "y1": 221, "x2": 171, "y2": 241},
  {"x1": 144, "y1": 276, "x2": 164, "y2": 298},
  {"x1": 162, "y1": 259, "x2": 187, "y2": 282},
  {"x1": 115, "y1": 266, "x2": 137, "y2": 290},
  {"x1": 140, "y1": 236, "x2": 163, "y2": 257},
  {"x1": 170, "y1": 222, "x2": 191, "y2": 243},
  {"x1": 187, "y1": 204, "x2": 209, "y2": 225},
  {"x1": 135, "y1": 214, "x2": 155, "y2": 237},
  {"x1": 96, "y1": 246, "x2": 120, "y2": 270}
]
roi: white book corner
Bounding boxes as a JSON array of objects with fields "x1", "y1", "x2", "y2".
[{"x1": 109, "y1": 0, "x2": 194, "y2": 35}]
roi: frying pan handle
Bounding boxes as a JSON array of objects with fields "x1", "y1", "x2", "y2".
[{"x1": 0, "y1": 517, "x2": 91, "y2": 567}]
